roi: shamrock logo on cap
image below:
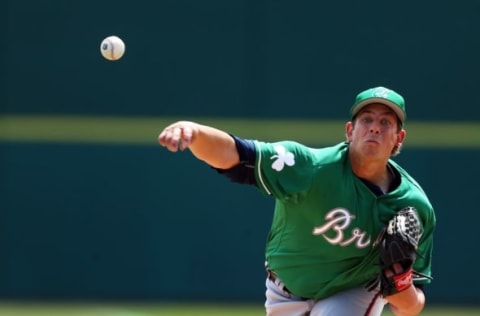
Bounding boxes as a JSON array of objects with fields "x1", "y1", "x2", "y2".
[{"x1": 372, "y1": 87, "x2": 390, "y2": 99}]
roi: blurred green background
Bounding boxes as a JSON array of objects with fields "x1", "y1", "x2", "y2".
[{"x1": 1, "y1": 0, "x2": 480, "y2": 315}]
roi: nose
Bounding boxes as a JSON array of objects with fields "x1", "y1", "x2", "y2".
[{"x1": 369, "y1": 124, "x2": 381, "y2": 134}]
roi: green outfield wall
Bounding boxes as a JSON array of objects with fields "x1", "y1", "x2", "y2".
[{"x1": 1, "y1": 0, "x2": 480, "y2": 305}]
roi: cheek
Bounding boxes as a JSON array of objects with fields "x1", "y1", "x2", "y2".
[
  {"x1": 350, "y1": 129, "x2": 362, "y2": 141},
  {"x1": 390, "y1": 134, "x2": 401, "y2": 145}
]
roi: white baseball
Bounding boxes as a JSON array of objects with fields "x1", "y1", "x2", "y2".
[{"x1": 100, "y1": 35, "x2": 125, "y2": 61}]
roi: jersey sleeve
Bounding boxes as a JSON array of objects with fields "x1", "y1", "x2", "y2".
[
  {"x1": 413, "y1": 204, "x2": 436, "y2": 285},
  {"x1": 253, "y1": 140, "x2": 315, "y2": 203}
]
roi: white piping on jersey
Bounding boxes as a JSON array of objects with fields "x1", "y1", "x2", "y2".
[{"x1": 255, "y1": 141, "x2": 271, "y2": 195}]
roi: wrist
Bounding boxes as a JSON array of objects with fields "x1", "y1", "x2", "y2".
[{"x1": 386, "y1": 285, "x2": 425, "y2": 316}]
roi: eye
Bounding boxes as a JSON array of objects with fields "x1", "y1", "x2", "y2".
[
  {"x1": 380, "y1": 119, "x2": 392, "y2": 126},
  {"x1": 361, "y1": 117, "x2": 373, "y2": 123}
]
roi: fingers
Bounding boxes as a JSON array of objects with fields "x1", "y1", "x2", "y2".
[
  {"x1": 392, "y1": 262, "x2": 404, "y2": 274},
  {"x1": 179, "y1": 125, "x2": 193, "y2": 150},
  {"x1": 384, "y1": 263, "x2": 405, "y2": 278},
  {"x1": 158, "y1": 122, "x2": 194, "y2": 152}
]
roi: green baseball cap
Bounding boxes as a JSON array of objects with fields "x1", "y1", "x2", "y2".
[{"x1": 350, "y1": 86, "x2": 406, "y2": 124}]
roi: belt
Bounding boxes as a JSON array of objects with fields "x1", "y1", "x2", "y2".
[{"x1": 266, "y1": 269, "x2": 309, "y2": 300}]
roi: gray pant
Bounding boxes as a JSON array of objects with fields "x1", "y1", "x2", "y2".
[{"x1": 265, "y1": 277, "x2": 386, "y2": 316}]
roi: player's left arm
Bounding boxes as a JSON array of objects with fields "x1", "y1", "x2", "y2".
[
  {"x1": 378, "y1": 205, "x2": 435, "y2": 316},
  {"x1": 385, "y1": 274, "x2": 426, "y2": 315}
]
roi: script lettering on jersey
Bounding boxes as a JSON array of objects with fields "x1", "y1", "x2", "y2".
[{"x1": 312, "y1": 208, "x2": 371, "y2": 248}]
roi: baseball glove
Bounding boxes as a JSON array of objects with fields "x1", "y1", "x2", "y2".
[{"x1": 376, "y1": 206, "x2": 422, "y2": 297}]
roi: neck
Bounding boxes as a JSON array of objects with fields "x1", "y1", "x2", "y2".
[{"x1": 350, "y1": 153, "x2": 392, "y2": 192}]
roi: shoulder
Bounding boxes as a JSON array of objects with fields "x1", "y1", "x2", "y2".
[
  {"x1": 389, "y1": 160, "x2": 428, "y2": 195},
  {"x1": 253, "y1": 140, "x2": 348, "y2": 165},
  {"x1": 252, "y1": 141, "x2": 348, "y2": 200},
  {"x1": 389, "y1": 160, "x2": 436, "y2": 225}
]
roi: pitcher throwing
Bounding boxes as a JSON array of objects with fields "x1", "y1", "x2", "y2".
[{"x1": 158, "y1": 86, "x2": 436, "y2": 316}]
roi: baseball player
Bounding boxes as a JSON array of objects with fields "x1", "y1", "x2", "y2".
[{"x1": 158, "y1": 86, "x2": 436, "y2": 316}]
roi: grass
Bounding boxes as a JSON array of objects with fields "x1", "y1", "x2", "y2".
[{"x1": 0, "y1": 302, "x2": 478, "y2": 316}]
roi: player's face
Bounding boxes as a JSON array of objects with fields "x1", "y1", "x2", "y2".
[{"x1": 346, "y1": 104, "x2": 405, "y2": 159}]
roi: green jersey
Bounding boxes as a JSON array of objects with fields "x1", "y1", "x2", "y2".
[{"x1": 253, "y1": 141, "x2": 435, "y2": 300}]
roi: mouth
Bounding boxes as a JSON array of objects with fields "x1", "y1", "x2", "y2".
[{"x1": 365, "y1": 139, "x2": 380, "y2": 144}]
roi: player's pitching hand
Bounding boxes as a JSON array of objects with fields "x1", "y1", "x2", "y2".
[{"x1": 158, "y1": 121, "x2": 197, "y2": 152}]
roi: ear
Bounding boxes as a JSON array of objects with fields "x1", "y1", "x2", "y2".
[
  {"x1": 397, "y1": 129, "x2": 406, "y2": 146},
  {"x1": 345, "y1": 121, "x2": 354, "y2": 142}
]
